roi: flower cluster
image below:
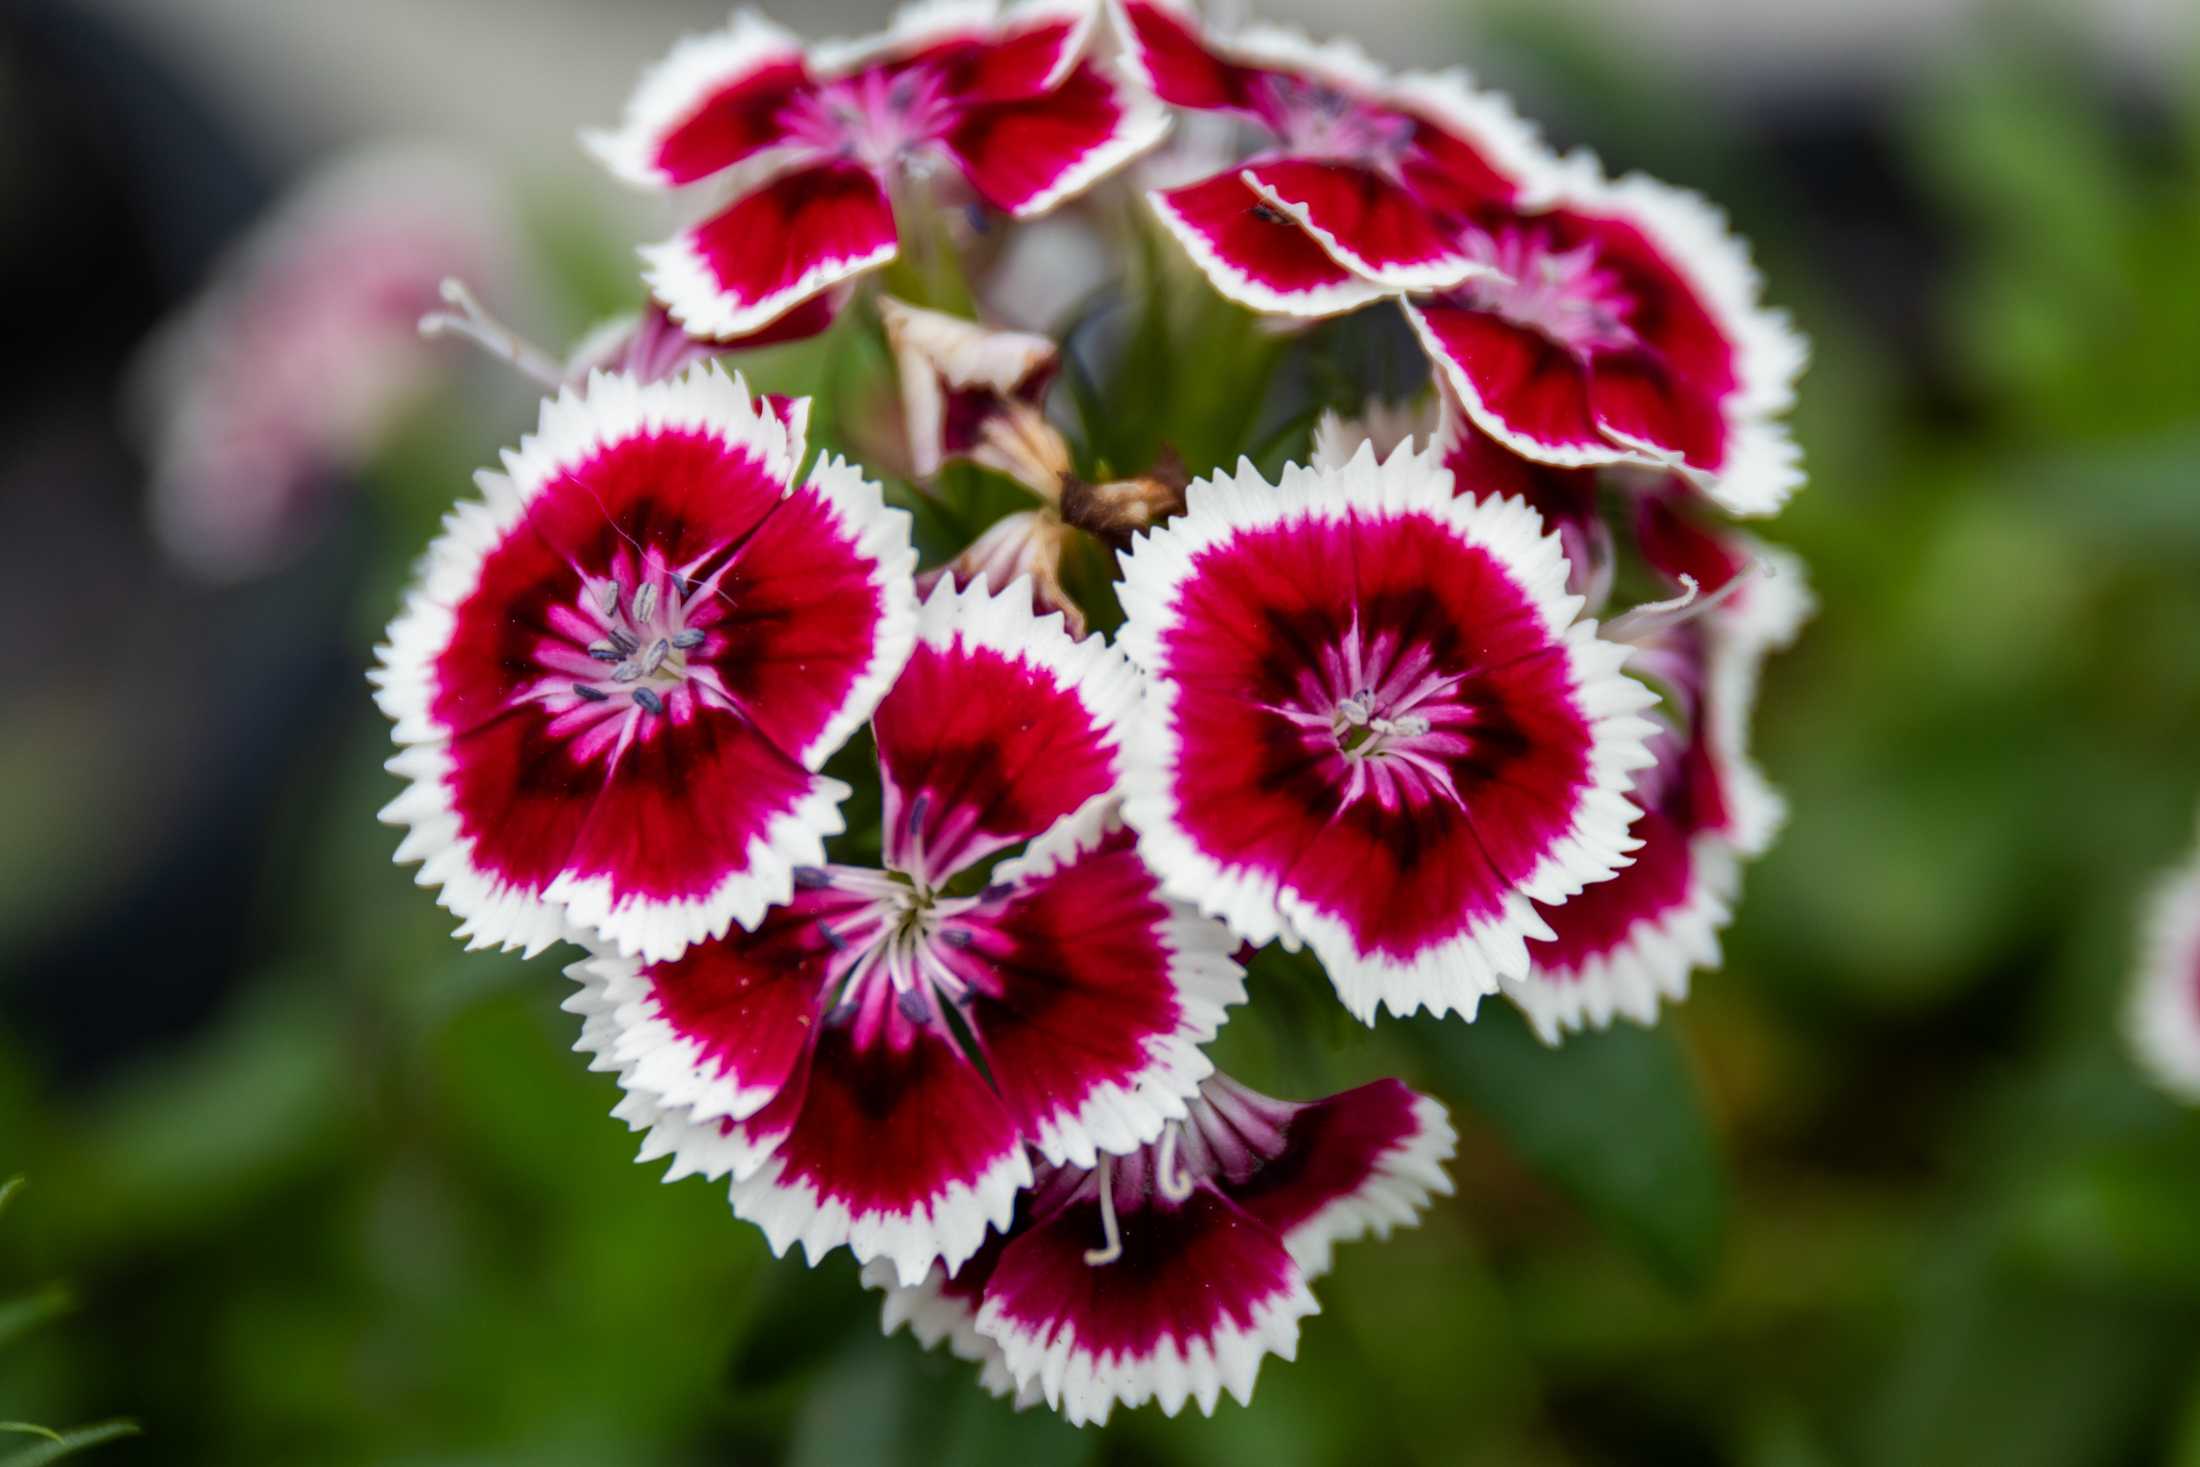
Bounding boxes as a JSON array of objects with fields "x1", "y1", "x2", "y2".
[{"x1": 376, "y1": 0, "x2": 1809, "y2": 1427}]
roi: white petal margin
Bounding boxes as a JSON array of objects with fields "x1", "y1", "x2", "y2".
[
  {"x1": 581, "y1": 10, "x2": 809, "y2": 191},
  {"x1": 727, "y1": 1126, "x2": 1033, "y2": 1287},
  {"x1": 1557, "y1": 156, "x2": 1811, "y2": 518},
  {"x1": 811, "y1": 0, "x2": 1004, "y2": 78},
  {"x1": 985, "y1": 797, "x2": 1249, "y2": 1168},
  {"x1": 864, "y1": 1259, "x2": 1041, "y2": 1408},
  {"x1": 1238, "y1": 166, "x2": 1482, "y2": 295},
  {"x1": 2129, "y1": 830, "x2": 2200, "y2": 1104},
  {"x1": 976, "y1": 1263, "x2": 1318, "y2": 1428},
  {"x1": 1704, "y1": 536, "x2": 1812, "y2": 859},
  {"x1": 1279, "y1": 1091, "x2": 1458, "y2": 1281},
  {"x1": 642, "y1": 202, "x2": 900, "y2": 343},
  {"x1": 1114, "y1": 440, "x2": 1660, "y2": 1022},
  {"x1": 1145, "y1": 185, "x2": 1388, "y2": 320},
  {"x1": 1502, "y1": 836, "x2": 1741, "y2": 1045},
  {"x1": 371, "y1": 364, "x2": 915, "y2": 964},
  {"x1": 1002, "y1": 74, "x2": 1174, "y2": 220},
  {"x1": 563, "y1": 942, "x2": 784, "y2": 1128},
  {"x1": 1309, "y1": 396, "x2": 1441, "y2": 471}
]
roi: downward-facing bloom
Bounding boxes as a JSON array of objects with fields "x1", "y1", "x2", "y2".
[
  {"x1": 868, "y1": 1072, "x2": 1454, "y2": 1425},
  {"x1": 877, "y1": 295, "x2": 1059, "y2": 481},
  {"x1": 2129, "y1": 818, "x2": 2200, "y2": 1103},
  {"x1": 1403, "y1": 160, "x2": 1808, "y2": 516},
  {"x1": 566, "y1": 578, "x2": 1246, "y2": 1284},
  {"x1": 1114, "y1": 0, "x2": 1551, "y2": 312},
  {"x1": 1117, "y1": 442, "x2": 1658, "y2": 1022},
  {"x1": 373, "y1": 364, "x2": 917, "y2": 961},
  {"x1": 586, "y1": 1, "x2": 1169, "y2": 339}
]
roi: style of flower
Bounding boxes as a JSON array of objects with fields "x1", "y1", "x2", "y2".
[
  {"x1": 134, "y1": 148, "x2": 520, "y2": 582},
  {"x1": 372, "y1": 364, "x2": 918, "y2": 962},
  {"x1": 867, "y1": 1072, "x2": 1454, "y2": 1425},
  {"x1": 586, "y1": 1, "x2": 1170, "y2": 340},
  {"x1": 1116, "y1": 441, "x2": 1658, "y2": 1022},
  {"x1": 565, "y1": 577, "x2": 1246, "y2": 1285},
  {"x1": 2129, "y1": 816, "x2": 2200, "y2": 1104},
  {"x1": 1402, "y1": 158, "x2": 1809, "y2": 517},
  {"x1": 1113, "y1": 0, "x2": 1552, "y2": 313}
]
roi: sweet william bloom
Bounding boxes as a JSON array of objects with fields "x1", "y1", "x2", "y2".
[
  {"x1": 1114, "y1": 0, "x2": 1552, "y2": 312},
  {"x1": 2128, "y1": 817, "x2": 2200, "y2": 1103},
  {"x1": 565, "y1": 578, "x2": 1246, "y2": 1284},
  {"x1": 1117, "y1": 442, "x2": 1659, "y2": 1022},
  {"x1": 586, "y1": 1, "x2": 1170, "y2": 339},
  {"x1": 867, "y1": 1073, "x2": 1455, "y2": 1426},
  {"x1": 372, "y1": 364, "x2": 917, "y2": 962},
  {"x1": 877, "y1": 295, "x2": 1059, "y2": 482},
  {"x1": 1403, "y1": 157, "x2": 1809, "y2": 516},
  {"x1": 1504, "y1": 531, "x2": 1813, "y2": 1039}
]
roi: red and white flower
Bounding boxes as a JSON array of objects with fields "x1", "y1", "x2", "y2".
[
  {"x1": 372, "y1": 364, "x2": 917, "y2": 962},
  {"x1": 877, "y1": 295, "x2": 1060, "y2": 481},
  {"x1": 868, "y1": 1072, "x2": 1453, "y2": 1425},
  {"x1": 1115, "y1": 0, "x2": 1552, "y2": 313},
  {"x1": 2129, "y1": 818, "x2": 2200, "y2": 1103},
  {"x1": 1116, "y1": 441, "x2": 1659, "y2": 1022},
  {"x1": 566, "y1": 578, "x2": 1246, "y2": 1285},
  {"x1": 1403, "y1": 160, "x2": 1808, "y2": 517},
  {"x1": 586, "y1": 2, "x2": 1170, "y2": 339}
]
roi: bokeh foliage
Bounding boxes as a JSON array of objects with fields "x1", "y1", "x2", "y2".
[{"x1": 3, "y1": 10, "x2": 2199, "y2": 1465}]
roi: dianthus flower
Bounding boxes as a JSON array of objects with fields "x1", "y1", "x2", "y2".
[
  {"x1": 373, "y1": 365, "x2": 917, "y2": 961},
  {"x1": 1116, "y1": 441, "x2": 1658, "y2": 1021},
  {"x1": 2129, "y1": 816, "x2": 2200, "y2": 1103},
  {"x1": 867, "y1": 1072, "x2": 1453, "y2": 1425},
  {"x1": 587, "y1": 1, "x2": 1169, "y2": 339},
  {"x1": 565, "y1": 578, "x2": 1245, "y2": 1284}
]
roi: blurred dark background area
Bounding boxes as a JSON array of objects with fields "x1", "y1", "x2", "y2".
[{"x1": 2, "y1": 0, "x2": 2198, "y2": 1463}]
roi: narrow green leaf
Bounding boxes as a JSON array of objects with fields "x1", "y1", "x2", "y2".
[
  {"x1": 0, "y1": 1429, "x2": 62, "y2": 1446},
  {"x1": 1409, "y1": 1003, "x2": 1728, "y2": 1289},
  {"x1": 0, "y1": 1177, "x2": 20, "y2": 1218},
  {"x1": 0, "y1": 1421, "x2": 139, "y2": 1467},
  {"x1": 0, "y1": 1283, "x2": 74, "y2": 1350}
]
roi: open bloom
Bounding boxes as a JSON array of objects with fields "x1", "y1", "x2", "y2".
[
  {"x1": 586, "y1": 1, "x2": 1169, "y2": 339},
  {"x1": 2129, "y1": 818, "x2": 2200, "y2": 1103},
  {"x1": 868, "y1": 1072, "x2": 1454, "y2": 1425},
  {"x1": 1114, "y1": 0, "x2": 1551, "y2": 312},
  {"x1": 1117, "y1": 442, "x2": 1658, "y2": 1022},
  {"x1": 1402, "y1": 158, "x2": 1808, "y2": 516},
  {"x1": 566, "y1": 578, "x2": 1246, "y2": 1284},
  {"x1": 1504, "y1": 522, "x2": 1812, "y2": 1038},
  {"x1": 372, "y1": 364, "x2": 917, "y2": 962}
]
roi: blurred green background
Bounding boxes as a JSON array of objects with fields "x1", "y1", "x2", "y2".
[{"x1": 4, "y1": 2, "x2": 2200, "y2": 1463}]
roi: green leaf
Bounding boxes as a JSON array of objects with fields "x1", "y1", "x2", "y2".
[
  {"x1": 0, "y1": 1176, "x2": 19, "y2": 1218},
  {"x1": 1410, "y1": 1003, "x2": 1728, "y2": 1289},
  {"x1": 0, "y1": 1429, "x2": 61, "y2": 1446},
  {"x1": 0, "y1": 1421, "x2": 139, "y2": 1467},
  {"x1": 0, "y1": 1283, "x2": 73, "y2": 1350}
]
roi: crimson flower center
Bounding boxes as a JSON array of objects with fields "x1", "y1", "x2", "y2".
[
  {"x1": 1457, "y1": 224, "x2": 1638, "y2": 356},
  {"x1": 1268, "y1": 624, "x2": 1472, "y2": 812},
  {"x1": 779, "y1": 65, "x2": 956, "y2": 175},
  {"x1": 803, "y1": 864, "x2": 991, "y2": 1042}
]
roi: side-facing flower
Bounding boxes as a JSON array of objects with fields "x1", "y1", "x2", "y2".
[
  {"x1": 878, "y1": 295, "x2": 1060, "y2": 481},
  {"x1": 1114, "y1": 0, "x2": 1552, "y2": 311},
  {"x1": 567, "y1": 578, "x2": 1246, "y2": 1285},
  {"x1": 867, "y1": 1072, "x2": 1455, "y2": 1426},
  {"x1": 372, "y1": 364, "x2": 917, "y2": 961},
  {"x1": 1116, "y1": 441, "x2": 1659, "y2": 1022},
  {"x1": 2129, "y1": 816, "x2": 2200, "y2": 1103},
  {"x1": 1403, "y1": 159, "x2": 1809, "y2": 516},
  {"x1": 587, "y1": 1, "x2": 1170, "y2": 339}
]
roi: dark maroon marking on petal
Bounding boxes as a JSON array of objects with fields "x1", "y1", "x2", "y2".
[
  {"x1": 945, "y1": 64, "x2": 1141, "y2": 216},
  {"x1": 1241, "y1": 158, "x2": 1467, "y2": 280},
  {"x1": 765, "y1": 1017, "x2": 1025, "y2": 1221},
  {"x1": 1163, "y1": 513, "x2": 1595, "y2": 958},
  {"x1": 652, "y1": 56, "x2": 813, "y2": 186},
  {"x1": 981, "y1": 1181, "x2": 1302, "y2": 1365},
  {"x1": 641, "y1": 887, "x2": 863, "y2": 1102},
  {"x1": 946, "y1": 826, "x2": 1185, "y2": 1142},
  {"x1": 872, "y1": 641, "x2": 1115, "y2": 885},
  {"x1": 955, "y1": 15, "x2": 1084, "y2": 102},
  {"x1": 706, "y1": 474, "x2": 894, "y2": 765},
  {"x1": 1156, "y1": 171, "x2": 1381, "y2": 302},
  {"x1": 681, "y1": 162, "x2": 897, "y2": 319},
  {"x1": 1559, "y1": 207, "x2": 1738, "y2": 406},
  {"x1": 1116, "y1": 0, "x2": 1259, "y2": 113},
  {"x1": 1414, "y1": 302, "x2": 1607, "y2": 457},
  {"x1": 1633, "y1": 484, "x2": 1748, "y2": 597},
  {"x1": 1221, "y1": 1078, "x2": 1426, "y2": 1239},
  {"x1": 1589, "y1": 349, "x2": 1728, "y2": 473}
]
